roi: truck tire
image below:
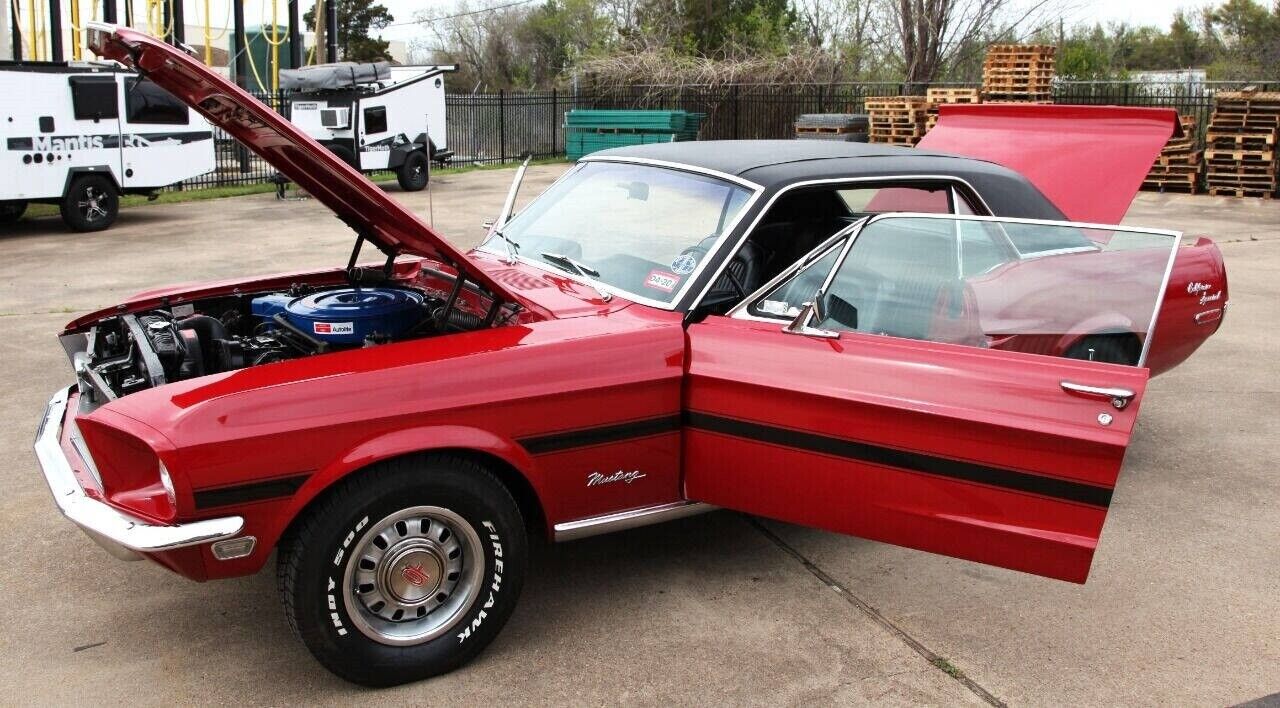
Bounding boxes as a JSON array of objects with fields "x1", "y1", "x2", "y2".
[
  {"x1": 0, "y1": 201, "x2": 27, "y2": 224},
  {"x1": 396, "y1": 151, "x2": 430, "y2": 191},
  {"x1": 60, "y1": 175, "x2": 118, "y2": 232},
  {"x1": 278, "y1": 454, "x2": 526, "y2": 686},
  {"x1": 324, "y1": 142, "x2": 358, "y2": 169}
]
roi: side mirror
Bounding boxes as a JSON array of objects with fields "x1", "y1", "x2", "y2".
[{"x1": 782, "y1": 299, "x2": 838, "y2": 339}]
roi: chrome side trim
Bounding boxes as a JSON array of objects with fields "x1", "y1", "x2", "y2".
[
  {"x1": 35, "y1": 386, "x2": 244, "y2": 559},
  {"x1": 686, "y1": 174, "x2": 995, "y2": 314},
  {"x1": 553, "y1": 501, "x2": 717, "y2": 542}
]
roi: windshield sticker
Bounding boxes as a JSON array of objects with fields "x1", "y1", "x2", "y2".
[
  {"x1": 670, "y1": 253, "x2": 698, "y2": 275},
  {"x1": 644, "y1": 270, "x2": 680, "y2": 293},
  {"x1": 758, "y1": 300, "x2": 793, "y2": 316}
]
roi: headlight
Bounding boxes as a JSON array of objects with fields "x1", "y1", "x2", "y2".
[{"x1": 158, "y1": 460, "x2": 177, "y2": 509}]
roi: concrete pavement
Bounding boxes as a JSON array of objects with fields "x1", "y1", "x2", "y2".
[{"x1": 0, "y1": 166, "x2": 1275, "y2": 706}]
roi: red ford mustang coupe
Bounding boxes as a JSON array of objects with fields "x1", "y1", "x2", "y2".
[{"x1": 36, "y1": 25, "x2": 1227, "y2": 685}]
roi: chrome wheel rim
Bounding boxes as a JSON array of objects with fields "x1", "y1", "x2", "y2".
[
  {"x1": 78, "y1": 187, "x2": 108, "y2": 221},
  {"x1": 341, "y1": 505, "x2": 484, "y2": 646}
]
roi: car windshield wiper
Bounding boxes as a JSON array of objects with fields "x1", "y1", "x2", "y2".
[{"x1": 540, "y1": 252, "x2": 600, "y2": 278}]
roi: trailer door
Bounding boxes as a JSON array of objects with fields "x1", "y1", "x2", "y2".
[{"x1": 119, "y1": 77, "x2": 214, "y2": 190}]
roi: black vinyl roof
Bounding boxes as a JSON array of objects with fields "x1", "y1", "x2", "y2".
[{"x1": 589, "y1": 140, "x2": 1066, "y2": 221}]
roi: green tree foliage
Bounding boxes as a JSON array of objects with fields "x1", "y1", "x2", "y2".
[{"x1": 304, "y1": 0, "x2": 395, "y2": 62}]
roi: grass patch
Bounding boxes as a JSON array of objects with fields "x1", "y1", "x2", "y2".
[
  {"x1": 19, "y1": 156, "x2": 569, "y2": 220},
  {"x1": 931, "y1": 656, "x2": 965, "y2": 679}
]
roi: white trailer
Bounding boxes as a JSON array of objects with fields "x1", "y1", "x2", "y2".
[
  {"x1": 282, "y1": 62, "x2": 454, "y2": 192},
  {"x1": 0, "y1": 60, "x2": 216, "y2": 231}
]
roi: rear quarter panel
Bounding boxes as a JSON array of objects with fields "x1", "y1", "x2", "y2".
[{"x1": 1145, "y1": 237, "x2": 1228, "y2": 375}]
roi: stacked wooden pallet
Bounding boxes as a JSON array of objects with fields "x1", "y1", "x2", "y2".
[
  {"x1": 866, "y1": 96, "x2": 928, "y2": 146},
  {"x1": 982, "y1": 44, "x2": 1055, "y2": 103},
  {"x1": 1143, "y1": 116, "x2": 1203, "y2": 194},
  {"x1": 1203, "y1": 91, "x2": 1279, "y2": 198},
  {"x1": 925, "y1": 87, "x2": 981, "y2": 131}
]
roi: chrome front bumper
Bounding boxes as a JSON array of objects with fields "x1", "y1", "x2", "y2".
[{"x1": 34, "y1": 386, "x2": 244, "y2": 561}]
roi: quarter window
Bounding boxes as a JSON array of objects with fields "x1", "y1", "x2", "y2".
[
  {"x1": 69, "y1": 76, "x2": 119, "y2": 121},
  {"x1": 363, "y1": 106, "x2": 388, "y2": 134},
  {"x1": 125, "y1": 78, "x2": 189, "y2": 124}
]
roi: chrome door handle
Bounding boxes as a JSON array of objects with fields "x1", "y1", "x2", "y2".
[{"x1": 1061, "y1": 381, "x2": 1136, "y2": 410}]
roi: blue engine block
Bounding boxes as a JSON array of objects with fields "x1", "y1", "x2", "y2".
[{"x1": 251, "y1": 287, "x2": 426, "y2": 345}]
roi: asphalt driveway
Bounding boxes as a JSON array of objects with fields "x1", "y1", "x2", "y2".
[{"x1": 0, "y1": 165, "x2": 1275, "y2": 706}]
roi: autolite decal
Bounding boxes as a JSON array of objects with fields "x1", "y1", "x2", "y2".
[{"x1": 313, "y1": 321, "x2": 355, "y2": 335}]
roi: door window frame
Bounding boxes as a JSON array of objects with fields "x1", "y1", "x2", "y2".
[
  {"x1": 728, "y1": 212, "x2": 1183, "y2": 368},
  {"x1": 685, "y1": 176, "x2": 993, "y2": 314}
]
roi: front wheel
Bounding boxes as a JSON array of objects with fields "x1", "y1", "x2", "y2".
[
  {"x1": 60, "y1": 175, "x2": 118, "y2": 232},
  {"x1": 396, "y1": 150, "x2": 430, "y2": 191},
  {"x1": 278, "y1": 454, "x2": 526, "y2": 686}
]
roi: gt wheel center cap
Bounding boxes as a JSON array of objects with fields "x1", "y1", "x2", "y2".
[{"x1": 381, "y1": 543, "x2": 444, "y2": 605}]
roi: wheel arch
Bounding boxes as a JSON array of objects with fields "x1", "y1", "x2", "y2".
[
  {"x1": 62, "y1": 166, "x2": 121, "y2": 196},
  {"x1": 274, "y1": 425, "x2": 550, "y2": 554}
]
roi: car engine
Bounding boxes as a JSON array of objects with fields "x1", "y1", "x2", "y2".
[{"x1": 73, "y1": 283, "x2": 481, "y2": 404}]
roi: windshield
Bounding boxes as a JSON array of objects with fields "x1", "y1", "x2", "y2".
[{"x1": 481, "y1": 161, "x2": 755, "y2": 305}]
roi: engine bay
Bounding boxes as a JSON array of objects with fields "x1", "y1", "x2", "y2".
[{"x1": 73, "y1": 280, "x2": 497, "y2": 404}]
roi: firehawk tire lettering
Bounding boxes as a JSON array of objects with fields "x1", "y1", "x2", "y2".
[
  {"x1": 278, "y1": 456, "x2": 525, "y2": 686},
  {"x1": 458, "y1": 520, "x2": 501, "y2": 644}
]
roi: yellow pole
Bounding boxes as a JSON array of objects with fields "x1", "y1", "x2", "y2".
[
  {"x1": 70, "y1": 0, "x2": 82, "y2": 60},
  {"x1": 27, "y1": 0, "x2": 38, "y2": 59},
  {"x1": 270, "y1": 0, "x2": 279, "y2": 92},
  {"x1": 202, "y1": 0, "x2": 211, "y2": 64}
]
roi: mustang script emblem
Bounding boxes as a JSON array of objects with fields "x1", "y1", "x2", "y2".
[
  {"x1": 586, "y1": 470, "x2": 647, "y2": 487},
  {"x1": 401, "y1": 563, "x2": 431, "y2": 587}
]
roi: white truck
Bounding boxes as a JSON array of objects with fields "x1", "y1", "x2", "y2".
[
  {"x1": 0, "y1": 60, "x2": 216, "y2": 232},
  {"x1": 281, "y1": 62, "x2": 455, "y2": 192}
]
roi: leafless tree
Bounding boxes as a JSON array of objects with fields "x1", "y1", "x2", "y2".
[{"x1": 888, "y1": 0, "x2": 1057, "y2": 84}]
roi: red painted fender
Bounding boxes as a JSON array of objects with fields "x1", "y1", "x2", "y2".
[{"x1": 282, "y1": 424, "x2": 547, "y2": 534}]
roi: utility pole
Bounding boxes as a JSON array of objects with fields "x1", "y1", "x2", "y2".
[
  {"x1": 233, "y1": 0, "x2": 247, "y2": 85},
  {"x1": 49, "y1": 0, "x2": 64, "y2": 61},
  {"x1": 165, "y1": 0, "x2": 186, "y2": 44},
  {"x1": 287, "y1": 0, "x2": 301, "y2": 68},
  {"x1": 325, "y1": 0, "x2": 337, "y2": 62}
]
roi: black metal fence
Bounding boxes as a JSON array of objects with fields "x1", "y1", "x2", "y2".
[{"x1": 183, "y1": 79, "x2": 1279, "y2": 190}]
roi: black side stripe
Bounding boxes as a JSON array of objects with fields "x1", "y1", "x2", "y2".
[
  {"x1": 193, "y1": 473, "x2": 310, "y2": 510},
  {"x1": 518, "y1": 415, "x2": 682, "y2": 455},
  {"x1": 684, "y1": 411, "x2": 1113, "y2": 509}
]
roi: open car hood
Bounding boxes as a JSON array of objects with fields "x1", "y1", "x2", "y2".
[
  {"x1": 86, "y1": 24, "x2": 527, "y2": 309},
  {"x1": 918, "y1": 104, "x2": 1181, "y2": 225}
]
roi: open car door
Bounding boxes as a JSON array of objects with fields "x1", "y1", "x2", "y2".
[{"x1": 683, "y1": 214, "x2": 1180, "y2": 583}]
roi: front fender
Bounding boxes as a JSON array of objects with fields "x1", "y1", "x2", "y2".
[{"x1": 285, "y1": 424, "x2": 545, "y2": 528}]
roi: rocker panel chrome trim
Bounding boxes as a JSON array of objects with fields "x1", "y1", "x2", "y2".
[{"x1": 553, "y1": 501, "x2": 717, "y2": 542}]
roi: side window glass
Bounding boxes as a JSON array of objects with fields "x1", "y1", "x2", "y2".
[
  {"x1": 125, "y1": 78, "x2": 189, "y2": 124},
  {"x1": 69, "y1": 76, "x2": 119, "y2": 121},
  {"x1": 749, "y1": 242, "x2": 844, "y2": 319},
  {"x1": 810, "y1": 216, "x2": 1177, "y2": 366},
  {"x1": 958, "y1": 221, "x2": 1009, "y2": 277},
  {"x1": 363, "y1": 106, "x2": 388, "y2": 134}
]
